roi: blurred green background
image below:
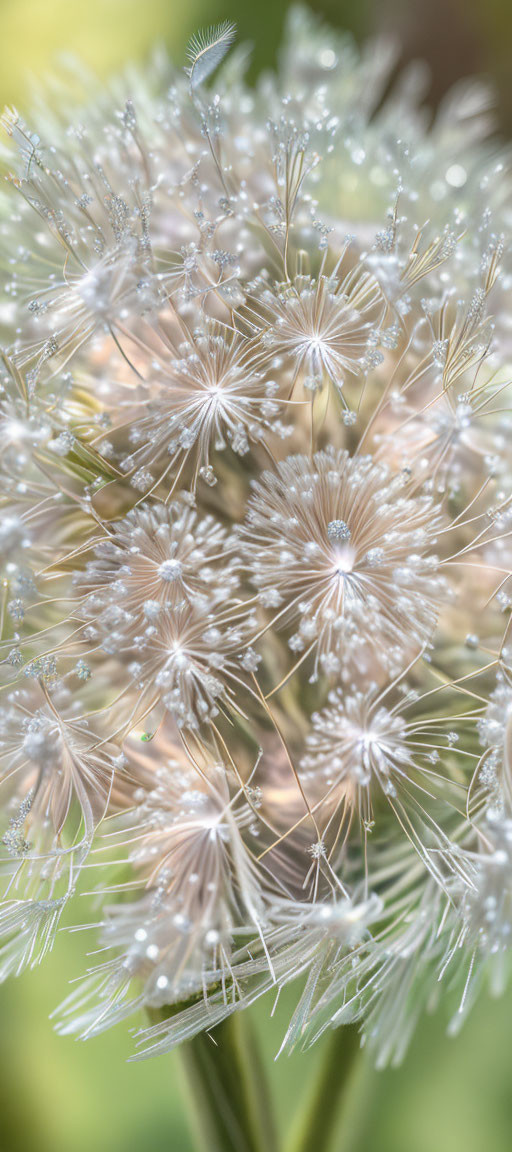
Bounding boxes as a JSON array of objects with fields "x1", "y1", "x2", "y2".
[{"x1": 1, "y1": 0, "x2": 512, "y2": 1149}]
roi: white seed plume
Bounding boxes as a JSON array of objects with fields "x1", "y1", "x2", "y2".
[
  {"x1": 240, "y1": 448, "x2": 447, "y2": 679},
  {"x1": 0, "y1": 8, "x2": 511, "y2": 1067}
]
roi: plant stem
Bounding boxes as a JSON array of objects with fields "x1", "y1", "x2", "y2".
[
  {"x1": 285, "y1": 1025, "x2": 362, "y2": 1152},
  {"x1": 180, "y1": 1011, "x2": 278, "y2": 1152}
]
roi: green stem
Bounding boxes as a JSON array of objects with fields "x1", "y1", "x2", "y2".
[
  {"x1": 180, "y1": 1011, "x2": 278, "y2": 1152},
  {"x1": 285, "y1": 1025, "x2": 362, "y2": 1152}
]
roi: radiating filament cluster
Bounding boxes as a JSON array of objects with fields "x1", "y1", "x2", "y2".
[{"x1": 1, "y1": 10, "x2": 512, "y2": 1062}]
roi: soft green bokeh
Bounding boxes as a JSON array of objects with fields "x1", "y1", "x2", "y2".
[
  {"x1": 0, "y1": 0, "x2": 190, "y2": 108},
  {"x1": 0, "y1": 1, "x2": 511, "y2": 1149}
]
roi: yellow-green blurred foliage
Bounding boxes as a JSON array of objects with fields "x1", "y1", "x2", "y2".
[
  {"x1": 0, "y1": 1, "x2": 512, "y2": 1150},
  {"x1": 0, "y1": 0, "x2": 189, "y2": 108}
]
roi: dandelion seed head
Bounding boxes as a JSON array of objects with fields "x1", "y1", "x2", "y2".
[
  {"x1": 77, "y1": 499, "x2": 239, "y2": 637},
  {"x1": 257, "y1": 270, "x2": 384, "y2": 394},
  {"x1": 1, "y1": 7, "x2": 512, "y2": 1066},
  {"x1": 240, "y1": 448, "x2": 447, "y2": 676}
]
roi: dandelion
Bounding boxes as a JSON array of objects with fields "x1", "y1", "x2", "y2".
[
  {"x1": 239, "y1": 447, "x2": 447, "y2": 679},
  {"x1": 297, "y1": 671, "x2": 481, "y2": 887},
  {"x1": 76, "y1": 498, "x2": 240, "y2": 621},
  {"x1": 0, "y1": 9, "x2": 512, "y2": 1149},
  {"x1": 125, "y1": 600, "x2": 256, "y2": 730},
  {"x1": 254, "y1": 260, "x2": 385, "y2": 398},
  {"x1": 114, "y1": 325, "x2": 288, "y2": 491}
]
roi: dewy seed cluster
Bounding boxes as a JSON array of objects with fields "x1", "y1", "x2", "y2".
[{"x1": 1, "y1": 11, "x2": 512, "y2": 1064}]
